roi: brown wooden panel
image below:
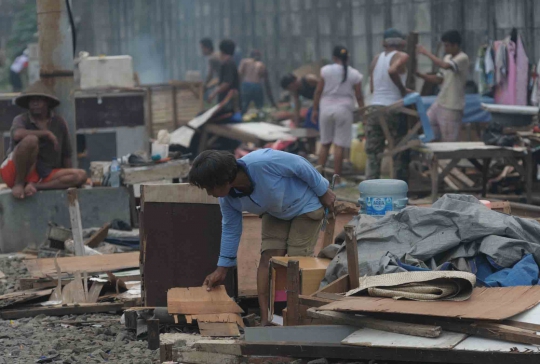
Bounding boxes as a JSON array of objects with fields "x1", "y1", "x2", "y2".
[
  {"x1": 75, "y1": 94, "x2": 145, "y2": 128},
  {"x1": 142, "y1": 202, "x2": 236, "y2": 306}
]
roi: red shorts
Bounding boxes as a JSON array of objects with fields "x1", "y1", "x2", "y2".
[{"x1": 0, "y1": 153, "x2": 60, "y2": 188}]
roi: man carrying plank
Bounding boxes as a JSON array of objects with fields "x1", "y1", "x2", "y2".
[{"x1": 189, "y1": 149, "x2": 336, "y2": 326}]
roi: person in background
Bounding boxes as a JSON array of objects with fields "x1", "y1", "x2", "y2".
[
  {"x1": 365, "y1": 28, "x2": 410, "y2": 182},
  {"x1": 9, "y1": 49, "x2": 29, "y2": 92},
  {"x1": 208, "y1": 39, "x2": 240, "y2": 113},
  {"x1": 312, "y1": 46, "x2": 364, "y2": 178},
  {"x1": 239, "y1": 50, "x2": 276, "y2": 113},
  {"x1": 280, "y1": 72, "x2": 319, "y2": 128},
  {"x1": 417, "y1": 30, "x2": 469, "y2": 142},
  {"x1": 0, "y1": 81, "x2": 87, "y2": 199},
  {"x1": 200, "y1": 38, "x2": 222, "y2": 97},
  {"x1": 189, "y1": 149, "x2": 335, "y2": 326}
]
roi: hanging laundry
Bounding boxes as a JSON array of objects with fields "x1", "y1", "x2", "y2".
[
  {"x1": 494, "y1": 39, "x2": 516, "y2": 105},
  {"x1": 531, "y1": 59, "x2": 540, "y2": 106},
  {"x1": 475, "y1": 45, "x2": 487, "y2": 94},
  {"x1": 494, "y1": 41, "x2": 508, "y2": 86},
  {"x1": 515, "y1": 35, "x2": 529, "y2": 106},
  {"x1": 485, "y1": 42, "x2": 495, "y2": 88}
]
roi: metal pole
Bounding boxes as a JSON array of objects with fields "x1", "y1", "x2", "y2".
[{"x1": 37, "y1": 0, "x2": 77, "y2": 167}]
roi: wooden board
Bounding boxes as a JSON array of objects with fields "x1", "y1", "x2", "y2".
[
  {"x1": 85, "y1": 223, "x2": 110, "y2": 248},
  {"x1": 192, "y1": 313, "x2": 244, "y2": 327},
  {"x1": 24, "y1": 252, "x2": 139, "y2": 278},
  {"x1": 271, "y1": 257, "x2": 331, "y2": 270},
  {"x1": 122, "y1": 160, "x2": 190, "y2": 185},
  {"x1": 167, "y1": 286, "x2": 243, "y2": 315},
  {"x1": 198, "y1": 322, "x2": 241, "y2": 337},
  {"x1": 317, "y1": 286, "x2": 540, "y2": 321},
  {"x1": 342, "y1": 328, "x2": 467, "y2": 349},
  {"x1": 141, "y1": 183, "x2": 218, "y2": 204}
]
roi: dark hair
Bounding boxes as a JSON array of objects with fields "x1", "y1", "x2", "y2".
[
  {"x1": 219, "y1": 39, "x2": 236, "y2": 56},
  {"x1": 441, "y1": 30, "x2": 462, "y2": 46},
  {"x1": 332, "y1": 45, "x2": 349, "y2": 83},
  {"x1": 280, "y1": 73, "x2": 297, "y2": 89},
  {"x1": 188, "y1": 150, "x2": 238, "y2": 190},
  {"x1": 200, "y1": 38, "x2": 214, "y2": 52}
]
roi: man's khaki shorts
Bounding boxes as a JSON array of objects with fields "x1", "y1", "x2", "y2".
[{"x1": 261, "y1": 208, "x2": 324, "y2": 256}]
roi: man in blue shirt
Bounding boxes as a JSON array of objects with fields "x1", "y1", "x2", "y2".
[{"x1": 189, "y1": 149, "x2": 336, "y2": 325}]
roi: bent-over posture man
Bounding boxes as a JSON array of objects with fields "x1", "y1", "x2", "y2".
[
  {"x1": 0, "y1": 81, "x2": 87, "y2": 199},
  {"x1": 189, "y1": 149, "x2": 335, "y2": 326}
]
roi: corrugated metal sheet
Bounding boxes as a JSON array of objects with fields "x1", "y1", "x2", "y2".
[{"x1": 71, "y1": 0, "x2": 540, "y2": 90}]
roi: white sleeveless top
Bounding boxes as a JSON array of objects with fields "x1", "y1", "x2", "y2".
[{"x1": 371, "y1": 51, "x2": 407, "y2": 106}]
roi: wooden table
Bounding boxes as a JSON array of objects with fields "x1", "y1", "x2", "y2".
[
  {"x1": 417, "y1": 142, "x2": 533, "y2": 203},
  {"x1": 198, "y1": 122, "x2": 319, "y2": 153}
]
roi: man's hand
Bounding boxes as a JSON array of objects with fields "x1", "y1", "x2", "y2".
[
  {"x1": 416, "y1": 45, "x2": 429, "y2": 56},
  {"x1": 47, "y1": 131, "x2": 59, "y2": 151},
  {"x1": 311, "y1": 109, "x2": 319, "y2": 125},
  {"x1": 203, "y1": 266, "x2": 229, "y2": 291},
  {"x1": 319, "y1": 189, "x2": 336, "y2": 213}
]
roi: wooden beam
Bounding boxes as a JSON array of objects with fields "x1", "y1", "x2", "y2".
[
  {"x1": 147, "y1": 319, "x2": 160, "y2": 350},
  {"x1": 306, "y1": 309, "x2": 442, "y2": 338},
  {"x1": 344, "y1": 225, "x2": 359, "y2": 290},
  {"x1": 286, "y1": 260, "x2": 300, "y2": 326},
  {"x1": 240, "y1": 342, "x2": 540, "y2": 363},
  {"x1": 322, "y1": 215, "x2": 336, "y2": 249},
  {"x1": 67, "y1": 188, "x2": 85, "y2": 256},
  {"x1": 311, "y1": 274, "x2": 350, "y2": 296},
  {"x1": 405, "y1": 32, "x2": 419, "y2": 90},
  {"x1": 298, "y1": 295, "x2": 335, "y2": 308},
  {"x1": 0, "y1": 303, "x2": 123, "y2": 320},
  {"x1": 85, "y1": 223, "x2": 111, "y2": 248}
]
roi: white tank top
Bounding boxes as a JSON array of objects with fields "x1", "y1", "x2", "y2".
[{"x1": 371, "y1": 51, "x2": 408, "y2": 106}]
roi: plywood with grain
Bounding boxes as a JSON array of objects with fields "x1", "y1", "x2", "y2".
[{"x1": 167, "y1": 286, "x2": 243, "y2": 315}]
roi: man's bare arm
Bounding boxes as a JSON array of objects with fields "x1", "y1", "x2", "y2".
[
  {"x1": 369, "y1": 55, "x2": 379, "y2": 94},
  {"x1": 311, "y1": 78, "x2": 325, "y2": 112},
  {"x1": 417, "y1": 45, "x2": 453, "y2": 70},
  {"x1": 388, "y1": 52, "x2": 409, "y2": 97},
  {"x1": 354, "y1": 82, "x2": 365, "y2": 110},
  {"x1": 416, "y1": 72, "x2": 443, "y2": 85},
  {"x1": 263, "y1": 74, "x2": 277, "y2": 107}
]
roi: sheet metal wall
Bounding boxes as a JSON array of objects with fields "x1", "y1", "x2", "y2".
[{"x1": 72, "y1": 0, "x2": 540, "y2": 88}]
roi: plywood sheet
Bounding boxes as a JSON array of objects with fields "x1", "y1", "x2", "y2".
[
  {"x1": 317, "y1": 286, "x2": 540, "y2": 321},
  {"x1": 24, "y1": 252, "x2": 139, "y2": 278},
  {"x1": 192, "y1": 313, "x2": 244, "y2": 327},
  {"x1": 198, "y1": 322, "x2": 240, "y2": 337},
  {"x1": 167, "y1": 286, "x2": 243, "y2": 315},
  {"x1": 342, "y1": 328, "x2": 467, "y2": 349},
  {"x1": 270, "y1": 257, "x2": 331, "y2": 270}
]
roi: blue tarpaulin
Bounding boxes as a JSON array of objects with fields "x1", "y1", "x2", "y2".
[
  {"x1": 474, "y1": 254, "x2": 539, "y2": 287},
  {"x1": 421, "y1": 94, "x2": 494, "y2": 124}
]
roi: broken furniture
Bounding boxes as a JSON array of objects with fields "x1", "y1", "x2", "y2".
[
  {"x1": 0, "y1": 187, "x2": 131, "y2": 253},
  {"x1": 361, "y1": 92, "x2": 435, "y2": 179},
  {"x1": 139, "y1": 183, "x2": 237, "y2": 306},
  {"x1": 417, "y1": 142, "x2": 533, "y2": 202},
  {"x1": 144, "y1": 81, "x2": 204, "y2": 138}
]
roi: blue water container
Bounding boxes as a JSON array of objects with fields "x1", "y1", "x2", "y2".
[{"x1": 358, "y1": 179, "x2": 408, "y2": 217}]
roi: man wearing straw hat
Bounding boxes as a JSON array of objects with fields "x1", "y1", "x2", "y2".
[{"x1": 0, "y1": 80, "x2": 87, "y2": 199}]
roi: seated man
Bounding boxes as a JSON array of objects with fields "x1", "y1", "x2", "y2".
[
  {"x1": 0, "y1": 81, "x2": 87, "y2": 199},
  {"x1": 280, "y1": 73, "x2": 319, "y2": 129},
  {"x1": 189, "y1": 149, "x2": 335, "y2": 326}
]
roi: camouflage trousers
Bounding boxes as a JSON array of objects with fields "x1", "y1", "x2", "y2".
[{"x1": 365, "y1": 105, "x2": 410, "y2": 182}]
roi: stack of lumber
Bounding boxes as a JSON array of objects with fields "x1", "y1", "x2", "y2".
[{"x1": 167, "y1": 286, "x2": 244, "y2": 337}]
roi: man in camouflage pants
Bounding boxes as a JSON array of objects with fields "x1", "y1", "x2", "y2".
[{"x1": 365, "y1": 106, "x2": 410, "y2": 182}]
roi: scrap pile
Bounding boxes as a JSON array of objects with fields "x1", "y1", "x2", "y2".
[{"x1": 0, "y1": 252, "x2": 141, "y2": 320}]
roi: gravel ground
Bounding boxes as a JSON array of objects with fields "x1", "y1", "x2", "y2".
[{"x1": 0, "y1": 256, "x2": 159, "y2": 364}]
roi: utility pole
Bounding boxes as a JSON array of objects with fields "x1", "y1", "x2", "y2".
[{"x1": 37, "y1": 0, "x2": 77, "y2": 167}]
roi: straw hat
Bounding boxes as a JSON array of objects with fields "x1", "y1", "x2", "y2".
[{"x1": 15, "y1": 80, "x2": 60, "y2": 109}]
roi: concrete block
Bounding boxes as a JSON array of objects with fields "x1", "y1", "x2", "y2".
[
  {"x1": 193, "y1": 340, "x2": 242, "y2": 356},
  {"x1": 0, "y1": 187, "x2": 131, "y2": 253},
  {"x1": 174, "y1": 349, "x2": 241, "y2": 364}
]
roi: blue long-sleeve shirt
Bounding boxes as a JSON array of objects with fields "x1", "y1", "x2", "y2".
[{"x1": 218, "y1": 149, "x2": 329, "y2": 267}]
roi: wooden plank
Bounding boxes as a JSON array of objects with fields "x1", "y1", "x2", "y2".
[
  {"x1": 286, "y1": 260, "x2": 300, "y2": 326},
  {"x1": 84, "y1": 223, "x2": 110, "y2": 248},
  {"x1": 147, "y1": 319, "x2": 160, "y2": 350},
  {"x1": 344, "y1": 225, "x2": 359, "y2": 291},
  {"x1": 141, "y1": 183, "x2": 219, "y2": 204},
  {"x1": 312, "y1": 275, "x2": 350, "y2": 296},
  {"x1": 405, "y1": 32, "x2": 419, "y2": 90},
  {"x1": 160, "y1": 343, "x2": 173, "y2": 362},
  {"x1": 198, "y1": 322, "x2": 241, "y2": 337},
  {"x1": 122, "y1": 159, "x2": 190, "y2": 185},
  {"x1": 270, "y1": 257, "x2": 331, "y2": 270},
  {"x1": 306, "y1": 309, "x2": 442, "y2": 338},
  {"x1": 342, "y1": 328, "x2": 466, "y2": 349},
  {"x1": 299, "y1": 295, "x2": 335, "y2": 308},
  {"x1": 24, "y1": 252, "x2": 139, "y2": 278},
  {"x1": 240, "y1": 342, "x2": 540, "y2": 363},
  {"x1": 317, "y1": 286, "x2": 540, "y2": 321},
  {"x1": 322, "y1": 216, "x2": 336, "y2": 249},
  {"x1": 67, "y1": 188, "x2": 85, "y2": 256},
  {"x1": 167, "y1": 286, "x2": 243, "y2": 315},
  {"x1": 0, "y1": 303, "x2": 124, "y2": 319},
  {"x1": 192, "y1": 313, "x2": 244, "y2": 327}
]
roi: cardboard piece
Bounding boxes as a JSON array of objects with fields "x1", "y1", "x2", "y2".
[
  {"x1": 167, "y1": 286, "x2": 243, "y2": 315},
  {"x1": 342, "y1": 328, "x2": 467, "y2": 349},
  {"x1": 24, "y1": 252, "x2": 139, "y2": 278},
  {"x1": 316, "y1": 286, "x2": 540, "y2": 321}
]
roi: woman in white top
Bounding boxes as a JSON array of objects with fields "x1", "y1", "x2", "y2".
[{"x1": 312, "y1": 46, "x2": 365, "y2": 178}]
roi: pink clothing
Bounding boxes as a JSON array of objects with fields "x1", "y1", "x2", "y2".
[
  {"x1": 516, "y1": 35, "x2": 529, "y2": 106},
  {"x1": 494, "y1": 40, "x2": 517, "y2": 105}
]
